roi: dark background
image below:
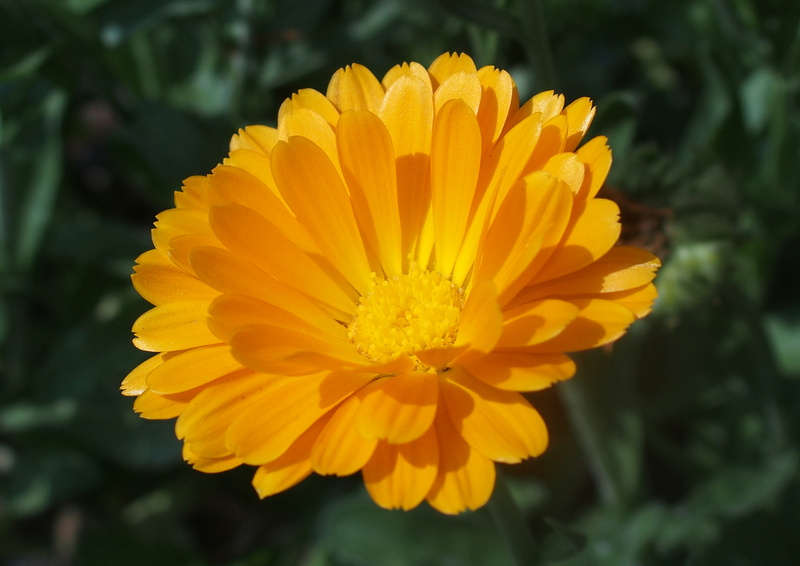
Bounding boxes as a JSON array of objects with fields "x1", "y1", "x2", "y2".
[{"x1": 1, "y1": 0, "x2": 799, "y2": 564}]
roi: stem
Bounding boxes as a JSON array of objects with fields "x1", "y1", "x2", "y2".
[
  {"x1": 487, "y1": 472, "x2": 540, "y2": 566},
  {"x1": 559, "y1": 376, "x2": 620, "y2": 506},
  {"x1": 516, "y1": 0, "x2": 557, "y2": 90}
]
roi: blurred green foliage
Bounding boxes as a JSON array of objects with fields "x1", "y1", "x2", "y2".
[{"x1": 1, "y1": 0, "x2": 799, "y2": 564}]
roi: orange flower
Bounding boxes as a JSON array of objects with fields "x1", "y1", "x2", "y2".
[{"x1": 122, "y1": 53, "x2": 660, "y2": 514}]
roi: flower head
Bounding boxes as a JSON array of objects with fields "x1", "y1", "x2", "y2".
[{"x1": 123, "y1": 53, "x2": 660, "y2": 514}]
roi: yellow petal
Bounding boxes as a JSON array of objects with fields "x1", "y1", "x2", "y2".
[
  {"x1": 463, "y1": 352, "x2": 576, "y2": 391},
  {"x1": 207, "y1": 203, "x2": 357, "y2": 315},
  {"x1": 327, "y1": 64, "x2": 384, "y2": 113},
  {"x1": 208, "y1": 294, "x2": 348, "y2": 346},
  {"x1": 575, "y1": 136, "x2": 612, "y2": 200},
  {"x1": 355, "y1": 372, "x2": 439, "y2": 444},
  {"x1": 164, "y1": 233, "x2": 221, "y2": 276},
  {"x1": 428, "y1": 52, "x2": 477, "y2": 89},
  {"x1": 525, "y1": 298, "x2": 635, "y2": 353},
  {"x1": 476, "y1": 66, "x2": 516, "y2": 152},
  {"x1": 207, "y1": 164, "x2": 320, "y2": 254},
  {"x1": 453, "y1": 280, "x2": 502, "y2": 362},
  {"x1": 426, "y1": 404, "x2": 495, "y2": 514},
  {"x1": 562, "y1": 97, "x2": 596, "y2": 152},
  {"x1": 602, "y1": 283, "x2": 658, "y2": 319},
  {"x1": 230, "y1": 125, "x2": 278, "y2": 154},
  {"x1": 452, "y1": 113, "x2": 544, "y2": 286},
  {"x1": 378, "y1": 74, "x2": 433, "y2": 265},
  {"x1": 145, "y1": 344, "x2": 243, "y2": 395},
  {"x1": 176, "y1": 372, "x2": 272, "y2": 458},
  {"x1": 223, "y1": 149, "x2": 288, "y2": 208},
  {"x1": 121, "y1": 353, "x2": 165, "y2": 396},
  {"x1": 190, "y1": 246, "x2": 351, "y2": 332},
  {"x1": 132, "y1": 262, "x2": 217, "y2": 306},
  {"x1": 174, "y1": 176, "x2": 209, "y2": 211},
  {"x1": 517, "y1": 246, "x2": 661, "y2": 302},
  {"x1": 382, "y1": 61, "x2": 431, "y2": 90},
  {"x1": 362, "y1": 426, "x2": 439, "y2": 511},
  {"x1": 430, "y1": 99, "x2": 482, "y2": 276},
  {"x1": 440, "y1": 367, "x2": 548, "y2": 463},
  {"x1": 433, "y1": 71, "x2": 482, "y2": 116},
  {"x1": 271, "y1": 137, "x2": 372, "y2": 294},
  {"x1": 279, "y1": 88, "x2": 339, "y2": 128},
  {"x1": 312, "y1": 392, "x2": 378, "y2": 476},
  {"x1": 524, "y1": 114, "x2": 568, "y2": 174},
  {"x1": 337, "y1": 109, "x2": 403, "y2": 277},
  {"x1": 498, "y1": 299, "x2": 580, "y2": 348},
  {"x1": 134, "y1": 389, "x2": 190, "y2": 420},
  {"x1": 503, "y1": 90, "x2": 564, "y2": 135},
  {"x1": 132, "y1": 300, "x2": 217, "y2": 352},
  {"x1": 226, "y1": 371, "x2": 372, "y2": 465},
  {"x1": 183, "y1": 444, "x2": 243, "y2": 473},
  {"x1": 251, "y1": 413, "x2": 332, "y2": 498},
  {"x1": 542, "y1": 153, "x2": 585, "y2": 195},
  {"x1": 531, "y1": 198, "x2": 621, "y2": 284},
  {"x1": 230, "y1": 323, "x2": 365, "y2": 376},
  {"x1": 278, "y1": 106, "x2": 341, "y2": 176}
]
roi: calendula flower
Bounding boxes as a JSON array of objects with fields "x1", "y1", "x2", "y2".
[{"x1": 122, "y1": 52, "x2": 660, "y2": 514}]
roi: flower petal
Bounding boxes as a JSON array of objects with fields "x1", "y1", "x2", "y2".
[
  {"x1": 146, "y1": 344, "x2": 244, "y2": 395},
  {"x1": 434, "y1": 71, "x2": 482, "y2": 115},
  {"x1": 251, "y1": 413, "x2": 332, "y2": 498},
  {"x1": 271, "y1": 136, "x2": 372, "y2": 295},
  {"x1": 463, "y1": 352, "x2": 576, "y2": 391},
  {"x1": 132, "y1": 300, "x2": 217, "y2": 352},
  {"x1": 476, "y1": 66, "x2": 516, "y2": 152},
  {"x1": 362, "y1": 426, "x2": 439, "y2": 511},
  {"x1": 497, "y1": 299, "x2": 580, "y2": 348},
  {"x1": 356, "y1": 372, "x2": 439, "y2": 444},
  {"x1": 312, "y1": 392, "x2": 377, "y2": 476},
  {"x1": 426, "y1": 404, "x2": 495, "y2": 514},
  {"x1": 132, "y1": 262, "x2": 218, "y2": 306},
  {"x1": 525, "y1": 298, "x2": 636, "y2": 353},
  {"x1": 430, "y1": 99, "x2": 482, "y2": 276},
  {"x1": 121, "y1": 353, "x2": 165, "y2": 396},
  {"x1": 226, "y1": 371, "x2": 373, "y2": 465},
  {"x1": 327, "y1": 64, "x2": 384, "y2": 113},
  {"x1": 440, "y1": 367, "x2": 548, "y2": 463},
  {"x1": 337, "y1": 109, "x2": 403, "y2": 277},
  {"x1": 428, "y1": 52, "x2": 477, "y2": 89},
  {"x1": 562, "y1": 97, "x2": 596, "y2": 152}
]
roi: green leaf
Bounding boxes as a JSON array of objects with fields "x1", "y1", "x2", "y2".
[
  {"x1": 438, "y1": 0, "x2": 522, "y2": 37},
  {"x1": 16, "y1": 89, "x2": 67, "y2": 271},
  {"x1": 319, "y1": 492, "x2": 515, "y2": 566},
  {"x1": 739, "y1": 67, "x2": 782, "y2": 134}
]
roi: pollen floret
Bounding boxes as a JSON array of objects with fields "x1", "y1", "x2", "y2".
[{"x1": 348, "y1": 263, "x2": 464, "y2": 365}]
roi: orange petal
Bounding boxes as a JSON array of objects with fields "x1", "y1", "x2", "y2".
[
  {"x1": 122, "y1": 353, "x2": 165, "y2": 396},
  {"x1": 176, "y1": 372, "x2": 273, "y2": 458},
  {"x1": 355, "y1": 372, "x2": 439, "y2": 444},
  {"x1": 133, "y1": 389, "x2": 191, "y2": 420},
  {"x1": 525, "y1": 298, "x2": 636, "y2": 353},
  {"x1": 575, "y1": 136, "x2": 612, "y2": 200},
  {"x1": 312, "y1": 392, "x2": 378, "y2": 476},
  {"x1": 530, "y1": 198, "x2": 621, "y2": 284},
  {"x1": 226, "y1": 371, "x2": 373, "y2": 465},
  {"x1": 337, "y1": 109, "x2": 403, "y2": 277},
  {"x1": 382, "y1": 61, "x2": 431, "y2": 90},
  {"x1": 440, "y1": 367, "x2": 548, "y2": 463},
  {"x1": 476, "y1": 66, "x2": 516, "y2": 153},
  {"x1": 207, "y1": 203, "x2": 357, "y2": 315},
  {"x1": 278, "y1": 88, "x2": 339, "y2": 128},
  {"x1": 433, "y1": 71, "x2": 482, "y2": 116},
  {"x1": 463, "y1": 352, "x2": 576, "y2": 391},
  {"x1": 183, "y1": 444, "x2": 242, "y2": 473},
  {"x1": 524, "y1": 114, "x2": 568, "y2": 174},
  {"x1": 542, "y1": 153, "x2": 585, "y2": 195},
  {"x1": 602, "y1": 283, "x2": 658, "y2": 319},
  {"x1": 453, "y1": 280, "x2": 502, "y2": 363},
  {"x1": 132, "y1": 300, "x2": 217, "y2": 352},
  {"x1": 132, "y1": 262, "x2": 218, "y2": 306},
  {"x1": 516, "y1": 246, "x2": 661, "y2": 303},
  {"x1": 497, "y1": 299, "x2": 580, "y2": 348},
  {"x1": 326, "y1": 64, "x2": 384, "y2": 113},
  {"x1": 428, "y1": 52, "x2": 477, "y2": 90},
  {"x1": 251, "y1": 412, "x2": 332, "y2": 498},
  {"x1": 378, "y1": 75, "x2": 433, "y2": 265},
  {"x1": 229, "y1": 323, "x2": 365, "y2": 376},
  {"x1": 430, "y1": 99, "x2": 482, "y2": 276},
  {"x1": 271, "y1": 137, "x2": 372, "y2": 295},
  {"x1": 362, "y1": 426, "x2": 439, "y2": 511},
  {"x1": 562, "y1": 97, "x2": 596, "y2": 152},
  {"x1": 426, "y1": 404, "x2": 495, "y2": 514},
  {"x1": 190, "y1": 246, "x2": 349, "y2": 332},
  {"x1": 503, "y1": 90, "x2": 564, "y2": 135},
  {"x1": 145, "y1": 344, "x2": 243, "y2": 395}
]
